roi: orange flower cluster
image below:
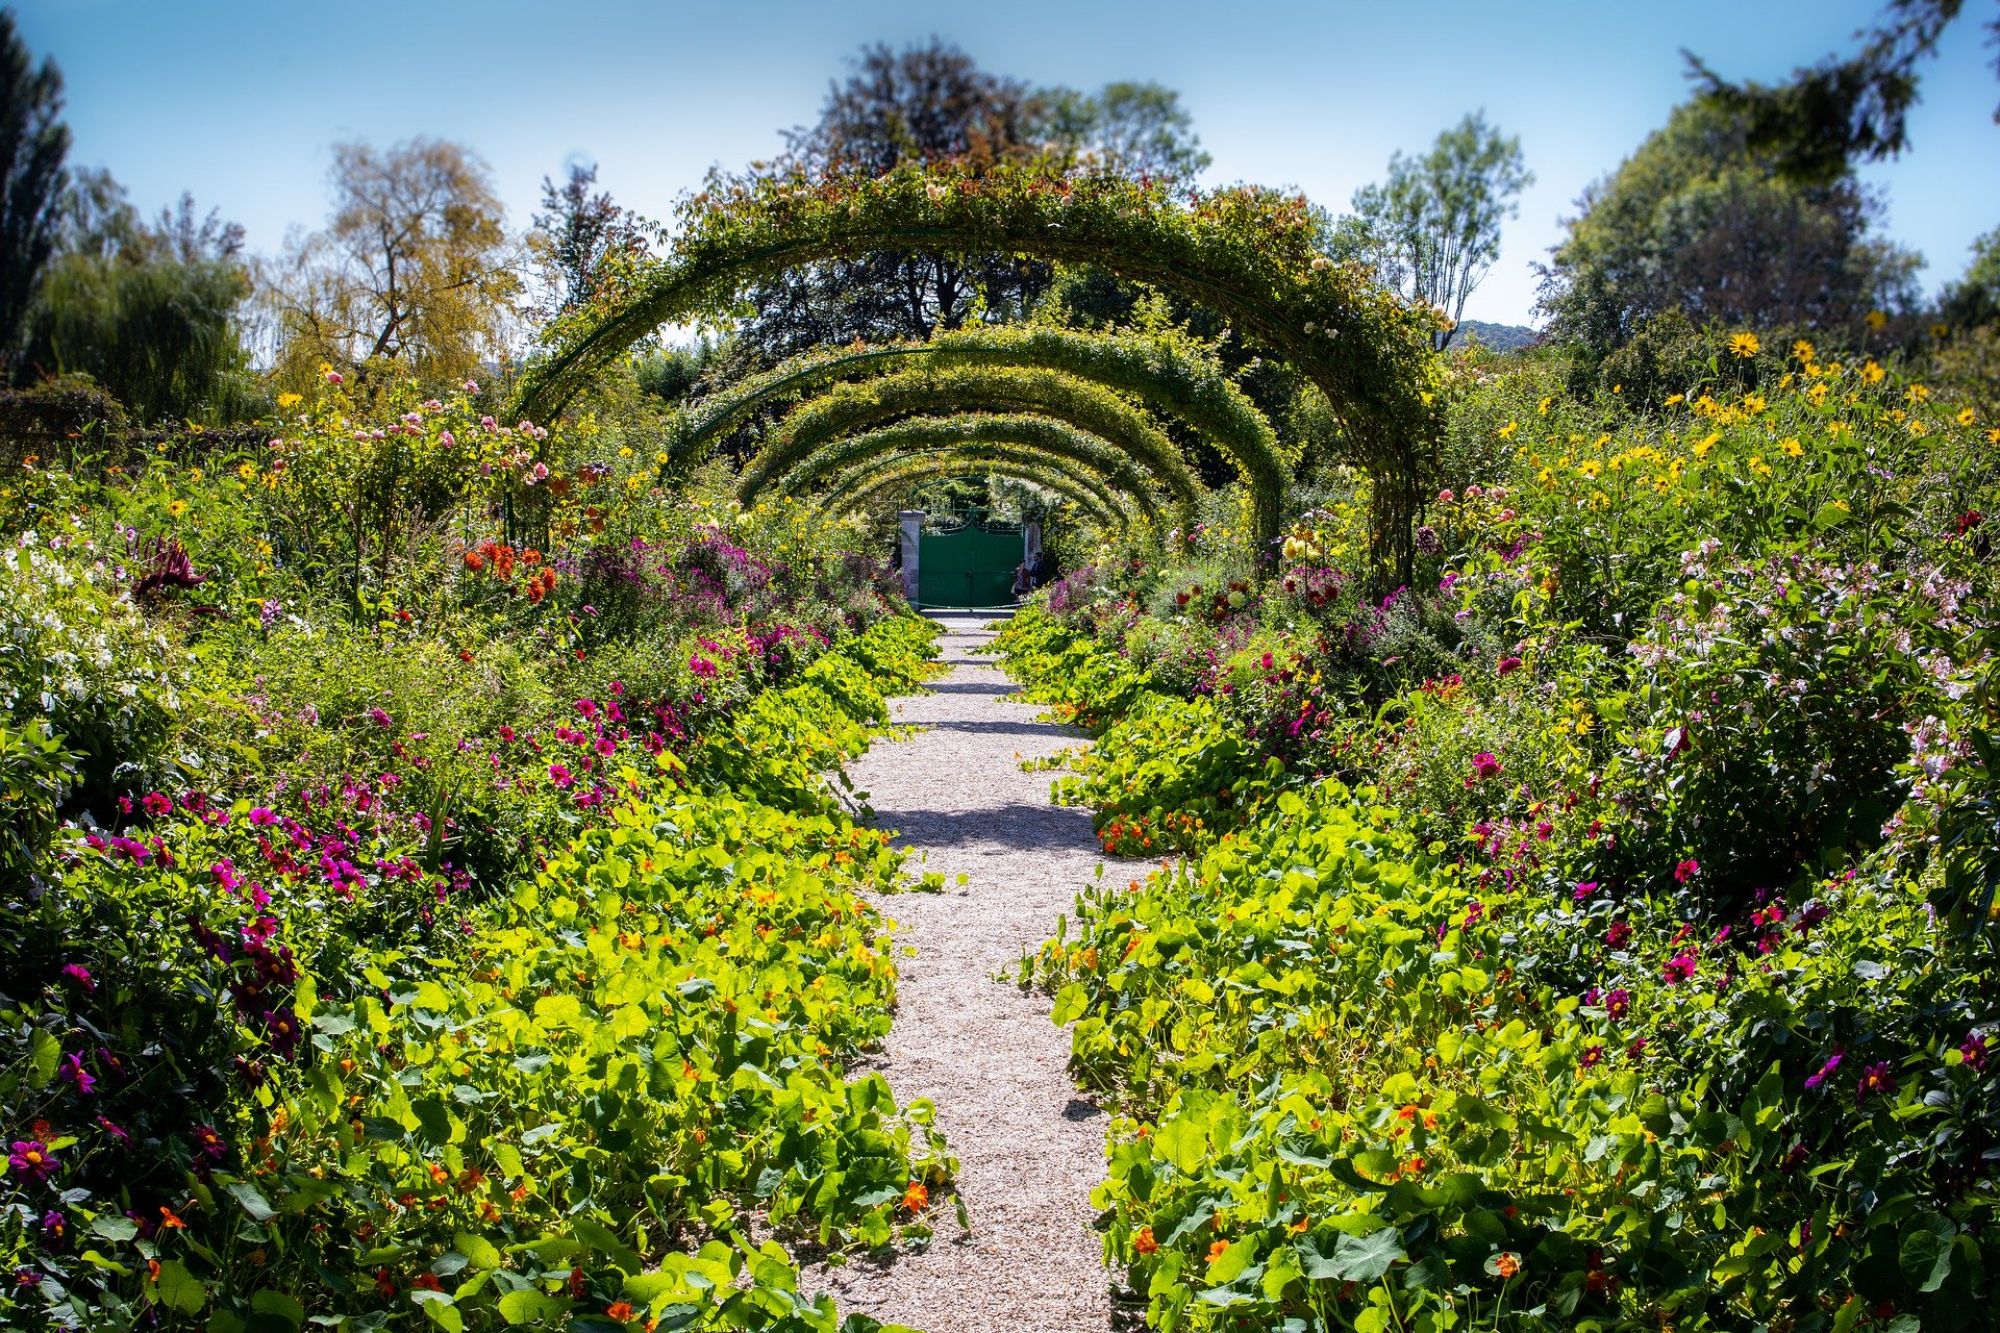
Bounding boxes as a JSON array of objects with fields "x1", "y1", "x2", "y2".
[{"x1": 461, "y1": 541, "x2": 558, "y2": 602}]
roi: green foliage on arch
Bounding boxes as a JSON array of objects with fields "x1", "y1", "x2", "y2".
[
  {"x1": 813, "y1": 453, "x2": 1128, "y2": 530},
  {"x1": 515, "y1": 163, "x2": 1444, "y2": 572},
  {"x1": 646, "y1": 325, "x2": 1283, "y2": 537},
  {"x1": 801, "y1": 437, "x2": 1141, "y2": 525},
  {"x1": 749, "y1": 412, "x2": 1186, "y2": 533},
  {"x1": 737, "y1": 364, "x2": 1205, "y2": 530}
]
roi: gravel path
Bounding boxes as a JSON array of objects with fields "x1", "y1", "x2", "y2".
[{"x1": 812, "y1": 611, "x2": 1115, "y2": 1333}]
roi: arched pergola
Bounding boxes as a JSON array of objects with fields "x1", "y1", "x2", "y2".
[
  {"x1": 748, "y1": 412, "x2": 1188, "y2": 533},
  {"x1": 813, "y1": 454, "x2": 1127, "y2": 530},
  {"x1": 645, "y1": 326, "x2": 1285, "y2": 545},
  {"x1": 513, "y1": 164, "x2": 1442, "y2": 577},
  {"x1": 737, "y1": 365, "x2": 1201, "y2": 529}
]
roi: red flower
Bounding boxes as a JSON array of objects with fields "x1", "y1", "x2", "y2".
[
  {"x1": 1673, "y1": 859, "x2": 1700, "y2": 884},
  {"x1": 1606, "y1": 921, "x2": 1633, "y2": 949}
]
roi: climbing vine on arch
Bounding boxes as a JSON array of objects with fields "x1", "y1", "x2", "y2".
[
  {"x1": 516, "y1": 163, "x2": 1444, "y2": 578},
  {"x1": 751, "y1": 412, "x2": 1186, "y2": 533},
  {"x1": 814, "y1": 454, "x2": 1130, "y2": 531},
  {"x1": 646, "y1": 326, "x2": 1285, "y2": 545},
  {"x1": 737, "y1": 364, "x2": 1205, "y2": 535}
]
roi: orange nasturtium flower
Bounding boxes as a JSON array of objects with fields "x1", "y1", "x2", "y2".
[
  {"x1": 1207, "y1": 1239, "x2": 1230, "y2": 1265},
  {"x1": 1134, "y1": 1226, "x2": 1160, "y2": 1256},
  {"x1": 902, "y1": 1181, "x2": 929, "y2": 1213},
  {"x1": 606, "y1": 1302, "x2": 637, "y2": 1323},
  {"x1": 1495, "y1": 1251, "x2": 1522, "y2": 1279}
]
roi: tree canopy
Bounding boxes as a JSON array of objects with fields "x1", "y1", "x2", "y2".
[
  {"x1": 0, "y1": 9, "x2": 69, "y2": 380},
  {"x1": 1336, "y1": 112, "x2": 1532, "y2": 351},
  {"x1": 263, "y1": 137, "x2": 520, "y2": 389},
  {"x1": 1536, "y1": 96, "x2": 1920, "y2": 354}
]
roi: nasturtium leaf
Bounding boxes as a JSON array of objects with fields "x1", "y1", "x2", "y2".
[
  {"x1": 153, "y1": 1258, "x2": 207, "y2": 1315},
  {"x1": 227, "y1": 1181, "x2": 277, "y2": 1222},
  {"x1": 497, "y1": 1289, "x2": 570, "y2": 1325}
]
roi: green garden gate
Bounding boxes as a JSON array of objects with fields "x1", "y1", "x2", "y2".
[{"x1": 915, "y1": 512, "x2": 1025, "y2": 609}]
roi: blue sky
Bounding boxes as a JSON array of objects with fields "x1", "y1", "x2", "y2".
[{"x1": 13, "y1": 0, "x2": 2000, "y2": 326}]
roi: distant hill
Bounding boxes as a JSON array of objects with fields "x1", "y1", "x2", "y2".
[{"x1": 1452, "y1": 320, "x2": 1541, "y2": 353}]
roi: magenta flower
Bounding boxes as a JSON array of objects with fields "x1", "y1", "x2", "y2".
[
  {"x1": 1468, "y1": 751, "x2": 1501, "y2": 783},
  {"x1": 368, "y1": 707, "x2": 392, "y2": 729},
  {"x1": 96, "y1": 1116, "x2": 130, "y2": 1144},
  {"x1": 60, "y1": 1053, "x2": 94, "y2": 1096},
  {"x1": 1605, "y1": 989, "x2": 1631, "y2": 1020},
  {"x1": 1857, "y1": 1061, "x2": 1897, "y2": 1103},
  {"x1": 689, "y1": 655, "x2": 719, "y2": 679},
  {"x1": 1572, "y1": 881, "x2": 1601, "y2": 901},
  {"x1": 1606, "y1": 921, "x2": 1633, "y2": 950},
  {"x1": 141, "y1": 791, "x2": 173, "y2": 817},
  {"x1": 1673, "y1": 859, "x2": 1700, "y2": 884},
  {"x1": 60, "y1": 963, "x2": 93, "y2": 991},
  {"x1": 1804, "y1": 1051, "x2": 1844, "y2": 1091},
  {"x1": 1496, "y1": 655, "x2": 1523, "y2": 675},
  {"x1": 1961, "y1": 1033, "x2": 1989, "y2": 1072},
  {"x1": 548, "y1": 764, "x2": 574, "y2": 790},
  {"x1": 1662, "y1": 952, "x2": 1698, "y2": 984},
  {"x1": 9, "y1": 1140, "x2": 57, "y2": 1183},
  {"x1": 1580, "y1": 1045, "x2": 1605, "y2": 1070},
  {"x1": 191, "y1": 1125, "x2": 228, "y2": 1163}
]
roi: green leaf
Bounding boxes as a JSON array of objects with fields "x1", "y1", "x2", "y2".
[
  {"x1": 414, "y1": 1290, "x2": 464, "y2": 1332},
  {"x1": 28, "y1": 1028, "x2": 60, "y2": 1088},
  {"x1": 90, "y1": 1215, "x2": 139, "y2": 1243},
  {"x1": 1326, "y1": 1228, "x2": 1406, "y2": 1282},
  {"x1": 228, "y1": 1180, "x2": 277, "y2": 1222},
  {"x1": 454, "y1": 1232, "x2": 503, "y2": 1271},
  {"x1": 1899, "y1": 1221, "x2": 1954, "y2": 1293},
  {"x1": 153, "y1": 1258, "x2": 207, "y2": 1315},
  {"x1": 571, "y1": 1217, "x2": 643, "y2": 1274},
  {"x1": 497, "y1": 1289, "x2": 570, "y2": 1325},
  {"x1": 250, "y1": 1288, "x2": 305, "y2": 1329}
]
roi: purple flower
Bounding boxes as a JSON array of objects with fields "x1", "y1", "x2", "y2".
[
  {"x1": 38, "y1": 1210, "x2": 66, "y2": 1250},
  {"x1": 60, "y1": 1052, "x2": 94, "y2": 1095},
  {"x1": 97, "y1": 1116, "x2": 130, "y2": 1144},
  {"x1": 9, "y1": 1140, "x2": 58, "y2": 1183},
  {"x1": 1604, "y1": 989, "x2": 1631, "y2": 1020},
  {"x1": 368, "y1": 707, "x2": 392, "y2": 729},
  {"x1": 60, "y1": 963, "x2": 94, "y2": 991},
  {"x1": 1662, "y1": 952, "x2": 1698, "y2": 985},
  {"x1": 1804, "y1": 1051, "x2": 1844, "y2": 1091},
  {"x1": 1961, "y1": 1032, "x2": 1989, "y2": 1072},
  {"x1": 689, "y1": 655, "x2": 719, "y2": 679},
  {"x1": 1857, "y1": 1061, "x2": 1897, "y2": 1103},
  {"x1": 191, "y1": 1125, "x2": 228, "y2": 1163}
]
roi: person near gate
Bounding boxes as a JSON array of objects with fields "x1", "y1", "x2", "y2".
[{"x1": 1012, "y1": 561, "x2": 1032, "y2": 599}]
